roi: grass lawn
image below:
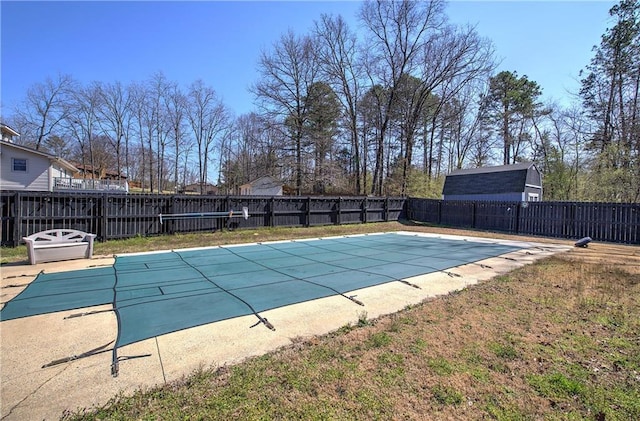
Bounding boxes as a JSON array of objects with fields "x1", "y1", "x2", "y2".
[{"x1": 3, "y1": 222, "x2": 639, "y2": 420}]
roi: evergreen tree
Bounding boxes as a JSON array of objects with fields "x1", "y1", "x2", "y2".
[{"x1": 484, "y1": 70, "x2": 542, "y2": 165}]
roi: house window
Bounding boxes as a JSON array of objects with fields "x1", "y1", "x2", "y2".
[
  {"x1": 527, "y1": 193, "x2": 539, "y2": 202},
  {"x1": 12, "y1": 158, "x2": 27, "y2": 172}
]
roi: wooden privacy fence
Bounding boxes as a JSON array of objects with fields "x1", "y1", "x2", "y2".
[
  {"x1": 406, "y1": 198, "x2": 640, "y2": 245},
  {"x1": 0, "y1": 191, "x2": 405, "y2": 247},
  {"x1": 2, "y1": 192, "x2": 638, "y2": 246}
]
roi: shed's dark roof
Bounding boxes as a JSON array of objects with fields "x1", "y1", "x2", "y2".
[
  {"x1": 447, "y1": 162, "x2": 534, "y2": 176},
  {"x1": 443, "y1": 163, "x2": 539, "y2": 196}
]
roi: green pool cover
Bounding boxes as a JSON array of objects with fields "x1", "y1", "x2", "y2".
[{"x1": 1, "y1": 233, "x2": 523, "y2": 372}]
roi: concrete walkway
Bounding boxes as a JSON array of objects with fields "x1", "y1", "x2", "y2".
[{"x1": 0, "y1": 232, "x2": 571, "y2": 420}]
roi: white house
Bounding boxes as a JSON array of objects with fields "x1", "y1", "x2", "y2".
[
  {"x1": 239, "y1": 176, "x2": 283, "y2": 196},
  {"x1": 1, "y1": 123, "x2": 20, "y2": 142},
  {"x1": 0, "y1": 135, "x2": 78, "y2": 192}
]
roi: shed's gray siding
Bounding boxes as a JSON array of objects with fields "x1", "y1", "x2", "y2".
[
  {"x1": 443, "y1": 192, "x2": 524, "y2": 202},
  {"x1": 525, "y1": 168, "x2": 542, "y2": 187}
]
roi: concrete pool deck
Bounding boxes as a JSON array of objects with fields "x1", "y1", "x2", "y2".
[{"x1": 0, "y1": 232, "x2": 571, "y2": 420}]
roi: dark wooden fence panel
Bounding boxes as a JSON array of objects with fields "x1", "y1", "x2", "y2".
[
  {"x1": 474, "y1": 201, "x2": 518, "y2": 233},
  {"x1": 408, "y1": 198, "x2": 639, "y2": 245},
  {"x1": 341, "y1": 197, "x2": 365, "y2": 224},
  {"x1": 1, "y1": 192, "x2": 407, "y2": 246},
  {"x1": 570, "y1": 202, "x2": 639, "y2": 244},
  {"x1": 272, "y1": 197, "x2": 307, "y2": 228},
  {"x1": 365, "y1": 198, "x2": 385, "y2": 222},
  {"x1": 441, "y1": 201, "x2": 475, "y2": 228},
  {"x1": 0, "y1": 192, "x2": 15, "y2": 245},
  {"x1": 363, "y1": 197, "x2": 405, "y2": 223},
  {"x1": 229, "y1": 196, "x2": 268, "y2": 230},
  {"x1": 519, "y1": 202, "x2": 572, "y2": 238},
  {"x1": 406, "y1": 197, "x2": 440, "y2": 224},
  {"x1": 309, "y1": 197, "x2": 336, "y2": 226},
  {"x1": 387, "y1": 197, "x2": 406, "y2": 221},
  {"x1": 2, "y1": 192, "x2": 101, "y2": 244},
  {"x1": 105, "y1": 194, "x2": 167, "y2": 239},
  {"x1": 3, "y1": 192, "x2": 637, "y2": 246}
]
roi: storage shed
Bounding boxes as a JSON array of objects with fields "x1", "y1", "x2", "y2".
[
  {"x1": 442, "y1": 162, "x2": 542, "y2": 202},
  {"x1": 239, "y1": 176, "x2": 283, "y2": 196}
]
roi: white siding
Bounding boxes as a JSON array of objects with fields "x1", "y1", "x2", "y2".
[
  {"x1": 252, "y1": 177, "x2": 283, "y2": 196},
  {"x1": 51, "y1": 164, "x2": 74, "y2": 179},
  {"x1": 0, "y1": 145, "x2": 51, "y2": 191},
  {"x1": 240, "y1": 176, "x2": 283, "y2": 196}
]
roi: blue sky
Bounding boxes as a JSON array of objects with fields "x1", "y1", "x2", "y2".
[{"x1": 1, "y1": 1, "x2": 615, "y2": 118}]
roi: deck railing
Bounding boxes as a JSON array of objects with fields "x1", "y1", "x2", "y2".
[{"x1": 53, "y1": 178, "x2": 129, "y2": 193}]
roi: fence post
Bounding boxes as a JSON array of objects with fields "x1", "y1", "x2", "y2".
[
  {"x1": 100, "y1": 193, "x2": 108, "y2": 241},
  {"x1": 337, "y1": 197, "x2": 342, "y2": 225},
  {"x1": 471, "y1": 202, "x2": 476, "y2": 229},
  {"x1": 306, "y1": 196, "x2": 311, "y2": 227},
  {"x1": 12, "y1": 191, "x2": 22, "y2": 247},
  {"x1": 362, "y1": 197, "x2": 368, "y2": 224},
  {"x1": 384, "y1": 197, "x2": 389, "y2": 222},
  {"x1": 168, "y1": 196, "x2": 175, "y2": 235},
  {"x1": 570, "y1": 202, "x2": 577, "y2": 239},
  {"x1": 270, "y1": 196, "x2": 275, "y2": 227},
  {"x1": 402, "y1": 197, "x2": 408, "y2": 220},
  {"x1": 514, "y1": 202, "x2": 521, "y2": 234},
  {"x1": 437, "y1": 200, "x2": 442, "y2": 225}
]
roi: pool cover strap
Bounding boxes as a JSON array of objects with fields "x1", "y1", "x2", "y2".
[
  {"x1": 175, "y1": 251, "x2": 278, "y2": 331},
  {"x1": 43, "y1": 341, "x2": 114, "y2": 368}
]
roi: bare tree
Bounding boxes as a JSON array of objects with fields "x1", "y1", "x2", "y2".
[
  {"x1": 147, "y1": 73, "x2": 173, "y2": 192},
  {"x1": 444, "y1": 83, "x2": 491, "y2": 171},
  {"x1": 13, "y1": 73, "x2": 75, "y2": 150},
  {"x1": 129, "y1": 81, "x2": 155, "y2": 191},
  {"x1": 314, "y1": 14, "x2": 365, "y2": 194},
  {"x1": 187, "y1": 80, "x2": 229, "y2": 192},
  {"x1": 359, "y1": 0, "x2": 447, "y2": 195},
  {"x1": 164, "y1": 83, "x2": 188, "y2": 193},
  {"x1": 253, "y1": 30, "x2": 320, "y2": 195},
  {"x1": 68, "y1": 82, "x2": 102, "y2": 178},
  {"x1": 96, "y1": 81, "x2": 133, "y2": 180}
]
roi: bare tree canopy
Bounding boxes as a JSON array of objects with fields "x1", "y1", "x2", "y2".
[{"x1": 4, "y1": 0, "x2": 639, "y2": 201}]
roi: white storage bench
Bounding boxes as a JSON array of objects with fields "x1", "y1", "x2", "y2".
[{"x1": 23, "y1": 229, "x2": 97, "y2": 265}]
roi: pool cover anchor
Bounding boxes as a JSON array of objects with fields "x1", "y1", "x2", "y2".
[
  {"x1": 42, "y1": 340, "x2": 114, "y2": 369},
  {"x1": 250, "y1": 316, "x2": 276, "y2": 331},
  {"x1": 110, "y1": 350, "x2": 153, "y2": 377},
  {"x1": 111, "y1": 358, "x2": 119, "y2": 377},
  {"x1": 347, "y1": 295, "x2": 365, "y2": 306},
  {"x1": 398, "y1": 280, "x2": 421, "y2": 289},
  {"x1": 3, "y1": 282, "x2": 29, "y2": 288},
  {"x1": 64, "y1": 308, "x2": 114, "y2": 319}
]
